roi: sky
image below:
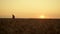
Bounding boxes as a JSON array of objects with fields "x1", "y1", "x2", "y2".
[{"x1": 0, "y1": 0, "x2": 60, "y2": 18}]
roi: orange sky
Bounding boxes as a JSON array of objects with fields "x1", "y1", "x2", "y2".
[{"x1": 0, "y1": 0, "x2": 60, "y2": 18}]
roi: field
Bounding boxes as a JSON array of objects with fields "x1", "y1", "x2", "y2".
[{"x1": 0, "y1": 18, "x2": 60, "y2": 34}]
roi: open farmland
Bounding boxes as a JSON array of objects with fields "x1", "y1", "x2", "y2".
[{"x1": 0, "y1": 18, "x2": 60, "y2": 34}]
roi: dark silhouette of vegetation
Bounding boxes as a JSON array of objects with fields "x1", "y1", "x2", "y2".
[{"x1": 12, "y1": 14, "x2": 15, "y2": 19}]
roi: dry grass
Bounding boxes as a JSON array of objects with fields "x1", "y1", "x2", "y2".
[{"x1": 0, "y1": 18, "x2": 60, "y2": 34}]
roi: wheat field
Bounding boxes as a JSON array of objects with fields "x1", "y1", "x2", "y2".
[{"x1": 0, "y1": 18, "x2": 60, "y2": 34}]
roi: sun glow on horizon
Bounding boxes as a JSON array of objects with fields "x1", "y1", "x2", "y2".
[{"x1": 39, "y1": 15, "x2": 45, "y2": 19}]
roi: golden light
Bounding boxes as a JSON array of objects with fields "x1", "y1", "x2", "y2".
[{"x1": 39, "y1": 15, "x2": 45, "y2": 19}]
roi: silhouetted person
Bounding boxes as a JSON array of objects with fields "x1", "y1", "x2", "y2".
[{"x1": 12, "y1": 14, "x2": 15, "y2": 19}]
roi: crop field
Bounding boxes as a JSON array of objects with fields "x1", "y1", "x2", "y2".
[{"x1": 0, "y1": 18, "x2": 60, "y2": 34}]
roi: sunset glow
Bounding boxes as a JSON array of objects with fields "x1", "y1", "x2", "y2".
[
  {"x1": 0, "y1": 0, "x2": 60, "y2": 18},
  {"x1": 39, "y1": 15, "x2": 45, "y2": 19}
]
